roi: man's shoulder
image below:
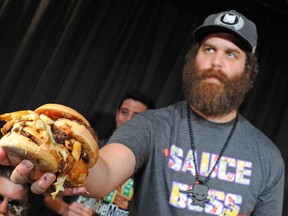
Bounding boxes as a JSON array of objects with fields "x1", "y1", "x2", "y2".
[{"x1": 238, "y1": 114, "x2": 282, "y2": 157}]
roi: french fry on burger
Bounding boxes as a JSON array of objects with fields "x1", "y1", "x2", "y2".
[{"x1": 0, "y1": 103, "x2": 99, "y2": 199}]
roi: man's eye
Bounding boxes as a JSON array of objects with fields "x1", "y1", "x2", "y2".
[
  {"x1": 227, "y1": 52, "x2": 237, "y2": 59},
  {"x1": 121, "y1": 110, "x2": 129, "y2": 115},
  {"x1": 204, "y1": 47, "x2": 214, "y2": 53}
]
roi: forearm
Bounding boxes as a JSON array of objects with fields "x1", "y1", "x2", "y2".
[{"x1": 85, "y1": 143, "x2": 136, "y2": 198}]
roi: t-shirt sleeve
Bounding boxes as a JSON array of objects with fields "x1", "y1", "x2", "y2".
[{"x1": 252, "y1": 144, "x2": 285, "y2": 216}]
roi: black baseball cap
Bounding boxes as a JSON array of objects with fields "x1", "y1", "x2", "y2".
[{"x1": 193, "y1": 10, "x2": 257, "y2": 53}]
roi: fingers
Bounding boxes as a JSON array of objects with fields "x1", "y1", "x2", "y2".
[
  {"x1": 60, "y1": 186, "x2": 87, "y2": 197},
  {"x1": 10, "y1": 159, "x2": 34, "y2": 183},
  {"x1": 6, "y1": 157, "x2": 87, "y2": 200},
  {"x1": 72, "y1": 186, "x2": 89, "y2": 195},
  {"x1": 31, "y1": 173, "x2": 56, "y2": 194},
  {"x1": 0, "y1": 148, "x2": 10, "y2": 165},
  {"x1": 10, "y1": 159, "x2": 56, "y2": 195}
]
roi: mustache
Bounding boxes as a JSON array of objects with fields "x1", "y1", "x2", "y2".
[{"x1": 195, "y1": 68, "x2": 229, "y2": 84}]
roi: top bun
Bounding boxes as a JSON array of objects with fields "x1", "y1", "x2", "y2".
[{"x1": 35, "y1": 103, "x2": 90, "y2": 126}]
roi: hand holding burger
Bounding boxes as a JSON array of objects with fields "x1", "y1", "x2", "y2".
[{"x1": 0, "y1": 103, "x2": 99, "y2": 198}]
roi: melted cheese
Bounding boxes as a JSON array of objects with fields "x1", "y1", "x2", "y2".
[
  {"x1": 39, "y1": 114, "x2": 54, "y2": 125},
  {"x1": 39, "y1": 114, "x2": 73, "y2": 198},
  {"x1": 51, "y1": 175, "x2": 67, "y2": 199},
  {"x1": 72, "y1": 140, "x2": 81, "y2": 160},
  {"x1": 38, "y1": 114, "x2": 69, "y2": 161}
]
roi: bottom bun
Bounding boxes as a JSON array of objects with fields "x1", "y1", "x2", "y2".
[{"x1": 0, "y1": 132, "x2": 59, "y2": 180}]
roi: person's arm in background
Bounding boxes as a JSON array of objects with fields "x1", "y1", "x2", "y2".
[
  {"x1": 44, "y1": 196, "x2": 93, "y2": 216},
  {"x1": 44, "y1": 197, "x2": 68, "y2": 215}
]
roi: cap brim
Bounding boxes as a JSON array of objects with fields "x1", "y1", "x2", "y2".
[{"x1": 193, "y1": 25, "x2": 252, "y2": 52}]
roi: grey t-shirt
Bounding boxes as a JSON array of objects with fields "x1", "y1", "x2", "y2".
[{"x1": 108, "y1": 101, "x2": 284, "y2": 216}]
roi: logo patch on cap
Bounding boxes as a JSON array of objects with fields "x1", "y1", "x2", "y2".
[{"x1": 214, "y1": 12, "x2": 244, "y2": 31}]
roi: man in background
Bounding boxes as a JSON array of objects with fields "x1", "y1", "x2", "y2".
[
  {"x1": 99, "y1": 89, "x2": 155, "y2": 147},
  {"x1": 44, "y1": 89, "x2": 155, "y2": 215},
  {"x1": 0, "y1": 165, "x2": 31, "y2": 216}
]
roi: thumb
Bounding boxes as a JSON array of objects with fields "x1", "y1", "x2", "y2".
[{"x1": 60, "y1": 186, "x2": 87, "y2": 197}]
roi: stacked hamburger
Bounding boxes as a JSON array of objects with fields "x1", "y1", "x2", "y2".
[{"x1": 0, "y1": 103, "x2": 99, "y2": 198}]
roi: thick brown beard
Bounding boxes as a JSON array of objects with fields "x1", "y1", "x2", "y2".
[{"x1": 182, "y1": 58, "x2": 250, "y2": 117}]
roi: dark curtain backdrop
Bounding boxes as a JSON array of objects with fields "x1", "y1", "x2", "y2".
[{"x1": 1, "y1": 0, "x2": 288, "y2": 215}]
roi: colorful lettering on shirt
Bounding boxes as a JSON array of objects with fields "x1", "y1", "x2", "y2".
[
  {"x1": 168, "y1": 144, "x2": 252, "y2": 184},
  {"x1": 168, "y1": 144, "x2": 251, "y2": 215}
]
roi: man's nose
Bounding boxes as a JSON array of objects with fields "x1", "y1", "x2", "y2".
[{"x1": 211, "y1": 54, "x2": 224, "y2": 69}]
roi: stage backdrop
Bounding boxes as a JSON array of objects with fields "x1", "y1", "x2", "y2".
[{"x1": 1, "y1": 0, "x2": 288, "y2": 215}]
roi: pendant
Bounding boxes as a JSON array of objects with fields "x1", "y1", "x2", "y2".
[{"x1": 180, "y1": 181, "x2": 210, "y2": 207}]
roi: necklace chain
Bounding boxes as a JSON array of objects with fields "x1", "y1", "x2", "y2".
[{"x1": 187, "y1": 106, "x2": 238, "y2": 184}]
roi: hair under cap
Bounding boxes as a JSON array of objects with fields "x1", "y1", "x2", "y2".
[{"x1": 193, "y1": 10, "x2": 258, "y2": 53}]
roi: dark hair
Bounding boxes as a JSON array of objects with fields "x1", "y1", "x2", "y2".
[
  {"x1": 118, "y1": 90, "x2": 155, "y2": 110},
  {"x1": 185, "y1": 43, "x2": 259, "y2": 92}
]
